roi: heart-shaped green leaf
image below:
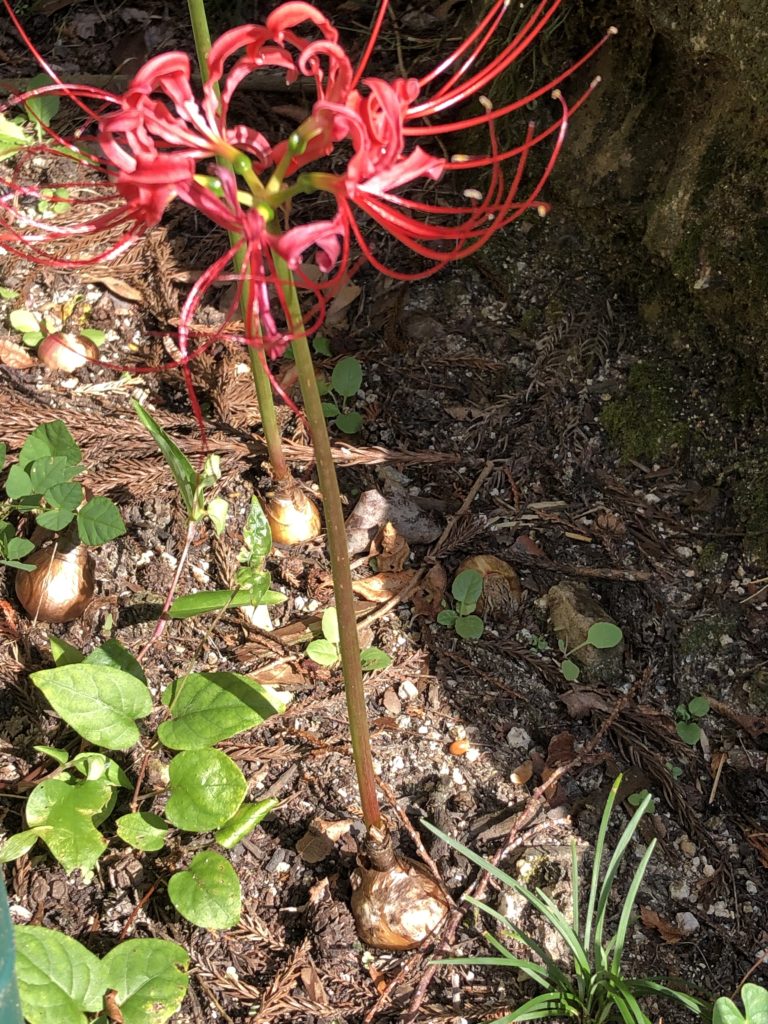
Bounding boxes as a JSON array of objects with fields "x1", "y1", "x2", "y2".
[
  {"x1": 167, "y1": 851, "x2": 241, "y2": 929},
  {"x1": 158, "y1": 672, "x2": 289, "y2": 750},
  {"x1": 76, "y1": 496, "x2": 125, "y2": 545},
  {"x1": 19, "y1": 420, "x2": 80, "y2": 468},
  {"x1": 165, "y1": 749, "x2": 247, "y2": 831},
  {"x1": 85, "y1": 639, "x2": 146, "y2": 682},
  {"x1": 15, "y1": 925, "x2": 105, "y2": 1024},
  {"x1": 335, "y1": 411, "x2": 364, "y2": 434},
  {"x1": 360, "y1": 647, "x2": 393, "y2": 671},
  {"x1": 103, "y1": 938, "x2": 189, "y2": 1024},
  {"x1": 116, "y1": 812, "x2": 169, "y2": 853},
  {"x1": 687, "y1": 695, "x2": 710, "y2": 718},
  {"x1": 36, "y1": 507, "x2": 75, "y2": 532},
  {"x1": 305, "y1": 639, "x2": 339, "y2": 667},
  {"x1": 25, "y1": 777, "x2": 111, "y2": 879},
  {"x1": 29, "y1": 455, "x2": 78, "y2": 492},
  {"x1": 30, "y1": 663, "x2": 152, "y2": 749},
  {"x1": 45, "y1": 481, "x2": 84, "y2": 511}
]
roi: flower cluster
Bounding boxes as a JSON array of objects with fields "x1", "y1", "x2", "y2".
[{"x1": 1, "y1": 0, "x2": 614, "y2": 365}]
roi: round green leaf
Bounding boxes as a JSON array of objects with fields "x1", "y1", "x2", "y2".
[
  {"x1": 360, "y1": 647, "x2": 393, "y2": 671},
  {"x1": 5, "y1": 463, "x2": 34, "y2": 499},
  {"x1": 44, "y1": 481, "x2": 83, "y2": 511},
  {"x1": 36, "y1": 507, "x2": 75, "y2": 531},
  {"x1": 157, "y1": 671, "x2": 289, "y2": 750},
  {"x1": 436, "y1": 609, "x2": 457, "y2": 627},
  {"x1": 741, "y1": 983, "x2": 768, "y2": 1024},
  {"x1": 79, "y1": 328, "x2": 106, "y2": 345},
  {"x1": 455, "y1": 614, "x2": 485, "y2": 640},
  {"x1": 586, "y1": 621, "x2": 623, "y2": 649},
  {"x1": 321, "y1": 606, "x2": 340, "y2": 644},
  {"x1": 676, "y1": 720, "x2": 702, "y2": 746},
  {"x1": 6, "y1": 536, "x2": 35, "y2": 561},
  {"x1": 561, "y1": 659, "x2": 581, "y2": 681},
  {"x1": 321, "y1": 401, "x2": 340, "y2": 418},
  {"x1": 167, "y1": 851, "x2": 241, "y2": 929},
  {"x1": 9, "y1": 309, "x2": 41, "y2": 334},
  {"x1": 330, "y1": 355, "x2": 362, "y2": 397},
  {"x1": 76, "y1": 496, "x2": 125, "y2": 545},
  {"x1": 30, "y1": 663, "x2": 152, "y2": 750},
  {"x1": 165, "y1": 749, "x2": 247, "y2": 831},
  {"x1": 335, "y1": 411, "x2": 364, "y2": 434},
  {"x1": 116, "y1": 812, "x2": 169, "y2": 852},
  {"x1": 215, "y1": 799, "x2": 279, "y2": 849},
  {"x1": 713, "y1": 997, "x2": 746, "y2": 1024},
  {"x1": 15, "y1": 925, "x2": 106, "y2": 1024},
  {"x1": 452, "y1": 569, "x2": 483, "y2": 607},
  {"x1": 687, "y1": 695, "x2": 710, "y2": 718},
  {"x1": 103, "y1": 938, "x2": 189, "y2": 1024},
  {"x1": 306, "y1": 639, "x2": 340, "y2": 667}
]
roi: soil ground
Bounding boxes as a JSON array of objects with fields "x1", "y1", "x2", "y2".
[{"x1": 1, "y1": 3, "x2": 767, "y2": 1023}]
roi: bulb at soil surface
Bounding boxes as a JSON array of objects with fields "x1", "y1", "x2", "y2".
[
  {"x1": 458, "y1": 554, "x2": 522, "y2": 619},
  {"x1": 264, "y1": 489, "x2": 321, "y2": 545},
  {"x1": 37, "y1": 332, "x2": 99, "y2": 372},
  {"x1": 15, "y1": 544, "x2": 95, "y2": 623},
  {"x1": 351, "y1": 831, "x2": 450, "y2": 949}
]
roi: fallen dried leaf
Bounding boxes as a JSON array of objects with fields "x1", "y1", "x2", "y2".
[
  {"x1": 411, "y1": 563, "x2": 447, "y2": 620},
  {"x1": 546, "y1": 731, "x2": 576, "y2": 767},
  {"x1": 372, "y1": 521, "x2": 410, "y2": 572},
  {"x1": 512, "y1": 534, "x2": 548, "y2": 559},
  {"x1": 327, "y1": 280, "x2": 361, "y2": 324},
  {"x1": 0, "y1": 336, "x2": 36, "y2": 369},
  {"x1": 296, "y1": 830, "x2": 334, "y2": 864},
  {"x1": 300, "y1": 961, "x2": 328, "y2": 1005},
  {"x1": 560, "y1": 688, "x2": 612, "y2": 718},
  {"x1": 382, "y1": 688, "x2": 402, "y2": 715},
  {"x1": 82, "y1": 274, "x2": 145, "y2": 302},
  {"x1": 706, "y1": 697, "x2": 768, "y2": 739},
  {"x1": 352, "y1": 570, "x2": 416, "y2": 602},
  {"x1": 640, "y1": 906, "x2": 687, "y2": 944}
]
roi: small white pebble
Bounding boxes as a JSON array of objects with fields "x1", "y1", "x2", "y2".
[
  {"x1": 676, "y1": 912, "x2": 700, "y2": 935},
  {"x1": 464, "y1": 748, "x2": 480, "y2": 763},
  {"x1": 702, "y1": 863, "x2": 716, "y2": 878},
  {"x1": 398, "y1": 680, "x2": 419, "y2": 701},
  {"x1": 746, "y1": 881, "x2": 758, "y2": 895},
  {"x1": 505, "y1": 726, "x2": 532, "y2": 749}
]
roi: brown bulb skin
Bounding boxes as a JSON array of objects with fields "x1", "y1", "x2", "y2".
[
  {"x1": 264, "y1": 489, "x2": 321, "y2": 546},
  {"x1": 351, "y1": 827, "x2": 450, "y2": 949},
  {"x1": 38, "y1": 333, "x2": 99, "y2": 373},
  {"x1": 15, "y1": 544, "x2": 95, "y2": 623}
]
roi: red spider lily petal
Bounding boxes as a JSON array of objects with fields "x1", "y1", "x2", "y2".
[{"x1": 274, "y1": 215, "x2": 344, "y2": 272}]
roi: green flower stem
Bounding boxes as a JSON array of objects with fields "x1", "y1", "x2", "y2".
[
  {"x1": 186, "y1": 0, "x2": 290, "y2": 485},
  {"x1": 276, "y1": 255, "x2": 382, "y2": 831}
]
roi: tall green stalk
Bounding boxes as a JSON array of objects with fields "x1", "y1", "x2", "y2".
[
  {"x1": 0, "y1": 875, "x2": 22, "y2": 1024},
  {"x1": 186, "y1": 0, "x2": 290, "y2": 486}
]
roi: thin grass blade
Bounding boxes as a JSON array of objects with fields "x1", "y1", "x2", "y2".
[
  {"x1": 583, "y1": 775, "x2": 622, "y2": 952},
  {"x1": 611, "y1": 839, "x2": 655, "y2": 969}
]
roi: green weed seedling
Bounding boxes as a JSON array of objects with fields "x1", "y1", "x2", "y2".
[
  {"x1": 6, "y1": 290, "x2": 106, "y2": 348},
  {"x1": 0, "y1": 635, "x2": 288, "y2": 929},
  {"x1": 14, "y1": 926, "x2": 189, "y2": 1024},
  {"x1": 437, "y1": 568, "x2": 485, "y2": 640},
  {"x1": 306, "y1": 607, "x2": 392, "y2": 671},
  {"x1": 558, "y1": 621, "x2": 623, "y2": 682},
  {"x1": 0, "y1": 421, "x2": 124, "y2": 572},
  {"x1": 317, "y1": 355, "x2": 365, "y2": 434},
  {"x1": 675, "y1": 695, "x2": 710, "y2": 746},
  {"x1": 713, "y1": 982, "x2": 768, "y2": 1024},
  {"x1": 426, "y1": 775, "x2": 705, "y2": 1024}
]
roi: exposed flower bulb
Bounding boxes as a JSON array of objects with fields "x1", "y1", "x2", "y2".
[
  {"x1": 38, "y1": 332, "x2": 99, "y2": 372},
  {"x1": 263, "y1": 487, "x2": 321, "y2": 546},
  {"x1": 350, "y1": 824, "x2": 450, "y2": 950},
  {"x1": 15, "y1": 542, "x2": 95, "y2": 623},
  {"x1": 458, "y1": 554, "x2": 522, "y2": 620}
]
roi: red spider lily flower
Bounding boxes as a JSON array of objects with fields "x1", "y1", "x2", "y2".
[{"x1": 299, "y1": 0, "x2": 616, "y2": 280}]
